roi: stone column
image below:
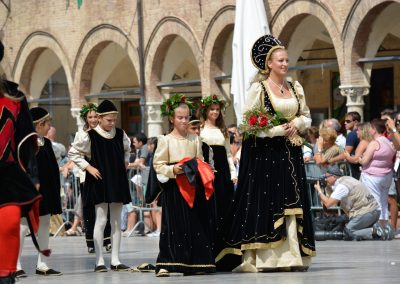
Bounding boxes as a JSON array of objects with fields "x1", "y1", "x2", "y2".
[
  {"x1": 146, "y1": 101, "x2": 163, "y2": 137},
  {"x1": 339, "y1": 85, "x2": 370, "y2": 121},
  {"x1": 70, "y1": 107, "x2": 84, "y2": 132}
]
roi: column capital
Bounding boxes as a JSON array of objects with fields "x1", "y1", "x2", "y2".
[
  {"x1": 70, "y1": 107, "x2": 84, "y2": 131},
  {"x1": 145, "y1": 101, "x2": 164, "y2": 137},
  {"x1": 339, "y1": 85, "x2": 370, "y2": 121},
  {"x1": 339, "y1": 85, "x2": 369, "y2": 105}
]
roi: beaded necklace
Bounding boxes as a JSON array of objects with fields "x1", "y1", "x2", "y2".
[{"x1": 268, "y1": 78, "x2": 286, "y2": 95}]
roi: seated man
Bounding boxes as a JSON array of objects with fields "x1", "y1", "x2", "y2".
[{"x1": 314, "y1": 165, "x2": 384, "y2": 240}]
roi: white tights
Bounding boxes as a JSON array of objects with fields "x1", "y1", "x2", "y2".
[
  {"x1": 94, "y1": 203, "x2": 123, "y2": 266},
  {"x1": 17, "y1": 214, "x2": 51, "y2": 270}
]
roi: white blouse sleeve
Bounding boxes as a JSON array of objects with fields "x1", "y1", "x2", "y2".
[
  {"x1": 122, "y1": 131, "x2": 132, "y2": 163},
  {"x1": 68, "y1": 131, "x2": 91, "y2": 170},
  {"x1": 291, "y1": 81, "x2": 312, "y2": 131},
  {"x1": 224, "y1": 138, "x2": 237, "y2": 180},
  {"x1": 153, "y1": 135, "x2": 175, "y2": 179},
  {"x1": 242, "y1": 82, "x2": 262, "y2": 114},
  {"x1": 196, "y1": 135, "x2": 204, "y2": 161}
]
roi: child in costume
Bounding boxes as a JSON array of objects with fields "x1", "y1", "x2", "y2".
[
  {"x1": 153, "y1": 94, "x2": 216, "y2": 277},
  {"x1": 69, "y1": 100, "x2": 131, "y2": 272},
  {"x1": 199, "y1": 95, "x2": 236, "y2": 271},
  {"x1": 68, "y1": 103, "x2": 112, "y2": 253},
  {"x1": 17, "y1": 107, "x2": 62, "y2": 277}
]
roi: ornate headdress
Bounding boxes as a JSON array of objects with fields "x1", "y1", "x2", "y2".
[
  {"x1": 251, "y1": 35, "x2": 285, "y2": 74},
  {"x1": 97, "y1": 100, "x2": 118, "y2": 116},
  {"x1": 80, "y1": 102, "x2": 97, "y2": 119},
  {"x1": 200, "y1": 95, "x2": 226, "y2": 115},
  {"x1": 160, "y1": 93, "x2": 194, "y2": 117}
]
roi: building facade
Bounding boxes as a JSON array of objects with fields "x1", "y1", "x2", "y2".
[{"x1": 0, "y1": 0, "x2": 399, "y2": 146}]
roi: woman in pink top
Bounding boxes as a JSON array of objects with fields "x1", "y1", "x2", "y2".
[{"x1": 359, "y1": 119, "x2": 396, "y2": 224}]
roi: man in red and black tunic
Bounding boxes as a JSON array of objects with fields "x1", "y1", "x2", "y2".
[{"x1": 0, "y1": 40, "x2": 42, "y2": 284}]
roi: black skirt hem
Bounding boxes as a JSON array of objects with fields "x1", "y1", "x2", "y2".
[{"x1": 156, "y1": 263, "x2": 216, "y2": 274}]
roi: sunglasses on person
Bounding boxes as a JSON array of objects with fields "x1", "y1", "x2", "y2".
[{"x1": 344, "y1": 120, "x2": 354, "y2": 123}]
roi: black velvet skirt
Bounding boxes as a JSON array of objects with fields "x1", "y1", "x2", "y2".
[
  {"x1": 156, "y1": 178, "x2": 216, "y2": 274},
  {"x1": 217, "y1": 136, "x2": 315, "y2": 263},
  {"x1": 203, "y1": 144, "x2": 235, "y2": 270}
]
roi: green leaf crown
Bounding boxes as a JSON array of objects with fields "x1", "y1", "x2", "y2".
[
  {"x1": 80, "y1": 102, "x2": 97, "y2": 118},
  {"x1": 200, "y1": 95, "x2": 226, "y2": 115},
  {"x1": 160, "y1": 93, "x2": 195, "y2": 117}
]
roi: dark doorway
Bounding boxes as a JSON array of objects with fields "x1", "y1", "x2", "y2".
[
  {"x1": 121, "y1": 100, "x2": 141, "y2": 135},
  {"x1": 365, "y1": 67, "x2": 394, "y2": 120}
]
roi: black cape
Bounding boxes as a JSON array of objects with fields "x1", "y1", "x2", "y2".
[{"x1": 37, "y1": 138, "x2": 62, "y2": 216}]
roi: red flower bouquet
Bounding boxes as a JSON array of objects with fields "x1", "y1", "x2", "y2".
[
  {"x1": 239, "y1": 107, "x2": 304, "y2": 146},
  {"x1": 239, "y1": 107, "x2": 286, "y2": 139}
]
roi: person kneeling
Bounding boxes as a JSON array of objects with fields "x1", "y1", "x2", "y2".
[{"x1": 314, "y1": 165, "x2": 383, "y2": 240}]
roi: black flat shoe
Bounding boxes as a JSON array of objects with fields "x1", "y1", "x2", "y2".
[
  {"x1": 94, "y1": 265, "x2": 108, "y2": 273},
  {"x1": 110, "y1": 264, "x2": 130, "y2": 271},
  {"x1": 16, "y1": 270, "x2": 27, "y2": 278},
  {"x1": 35, "y1": 268, "x2": 62, "y2": 276},
  {"x1": 0, "y1": 274, "x2": 16, "y2": 283}
]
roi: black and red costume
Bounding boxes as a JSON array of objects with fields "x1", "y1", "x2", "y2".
[{"x1": 0, "y1": 79, "x2": 42, "y2": 280}]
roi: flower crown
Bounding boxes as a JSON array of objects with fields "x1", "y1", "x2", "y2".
[
  {"x1": 200, "y1": 95, "x2": 226, "y2": 115},
  {"x1": 80, "y1": 102, "x2": 97, "y2": 118},
  {"x1": 160, "y1": 93, "x2": 195, "y2": 117}
]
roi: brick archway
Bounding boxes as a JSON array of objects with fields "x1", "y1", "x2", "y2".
[
  {"x1": 342, "y1": 0, "x2": 400, "y2": 86},
  {"x1": 202, "y1": 6, "x2": 235, "y2": 97},
  {"x1": 12, "y1": 32, "x2": 72, "y2": 98},
  {"x1": 73, "y1": 25, "x2": 140, "y2": 107},
  {"x1": 271, "y1": 1, "x2": 343, "y2": 76},
  {"x1": 144, "y1": 17, "x2": 203, "y2": 102}
]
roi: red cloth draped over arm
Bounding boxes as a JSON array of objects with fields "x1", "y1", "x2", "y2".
[{"x1": 175, "y1": 157, "x2": 214, "y2": 208}]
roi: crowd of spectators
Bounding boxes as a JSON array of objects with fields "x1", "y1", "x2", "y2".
[{"x1": 302, "y1": 110, "x2": 400, "y2": 240}]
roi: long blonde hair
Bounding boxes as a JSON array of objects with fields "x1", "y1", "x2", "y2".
[{"x1": 357, "y1": 122, "x2": 373, "y2": 142}]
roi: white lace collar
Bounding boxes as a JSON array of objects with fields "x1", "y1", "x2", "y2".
[{"x1": 93, "y1": 125, "x2": 116, "y2": 139}]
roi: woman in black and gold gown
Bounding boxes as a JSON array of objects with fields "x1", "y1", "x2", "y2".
[{"x1": 217, "y1": 35, "x2": 316, "y2": 272}]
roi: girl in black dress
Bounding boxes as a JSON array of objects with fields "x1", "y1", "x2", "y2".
[
  {"x1": 17, "y1": 107, "x2": 62, "y2": 277},
  {"x1": 68, "y1": 103, "x2": 112, "y2": 253},
  {"x1": 153, "y1": 94, "x2": 216, "y2": 277},
  {"x1": 69, "y1": 100, "x2": 131, "y2": 272},
  {"x1": 199, "y1": 95, "x2": 237, "y2": 270}
]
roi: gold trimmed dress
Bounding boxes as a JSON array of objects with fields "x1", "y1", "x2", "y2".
[
  {"x1": 217, "y1": 80, "x2": 316, "y2": 272},
  {"x1": 153, "y1": 133, "x2": 216, "y2": 275}
]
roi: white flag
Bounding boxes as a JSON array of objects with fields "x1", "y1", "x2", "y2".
[{"x1": 231, "y1": 0, "x2": 269, "y2": 124}]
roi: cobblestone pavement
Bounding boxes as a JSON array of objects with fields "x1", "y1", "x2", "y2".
[{"x1": 16, "y1": 236, "x2": 400, "y2": 284}]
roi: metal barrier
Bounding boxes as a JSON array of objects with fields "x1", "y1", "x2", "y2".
[
  {"x1": 305, "y1": 161, "x2": 354, "y2": 217},
  {"x1": 53, "y1": 171, "x2": 80, "y2": 237},
  {"x1": 126, "y1": 167, "x2": 161, "y2": 237}
]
